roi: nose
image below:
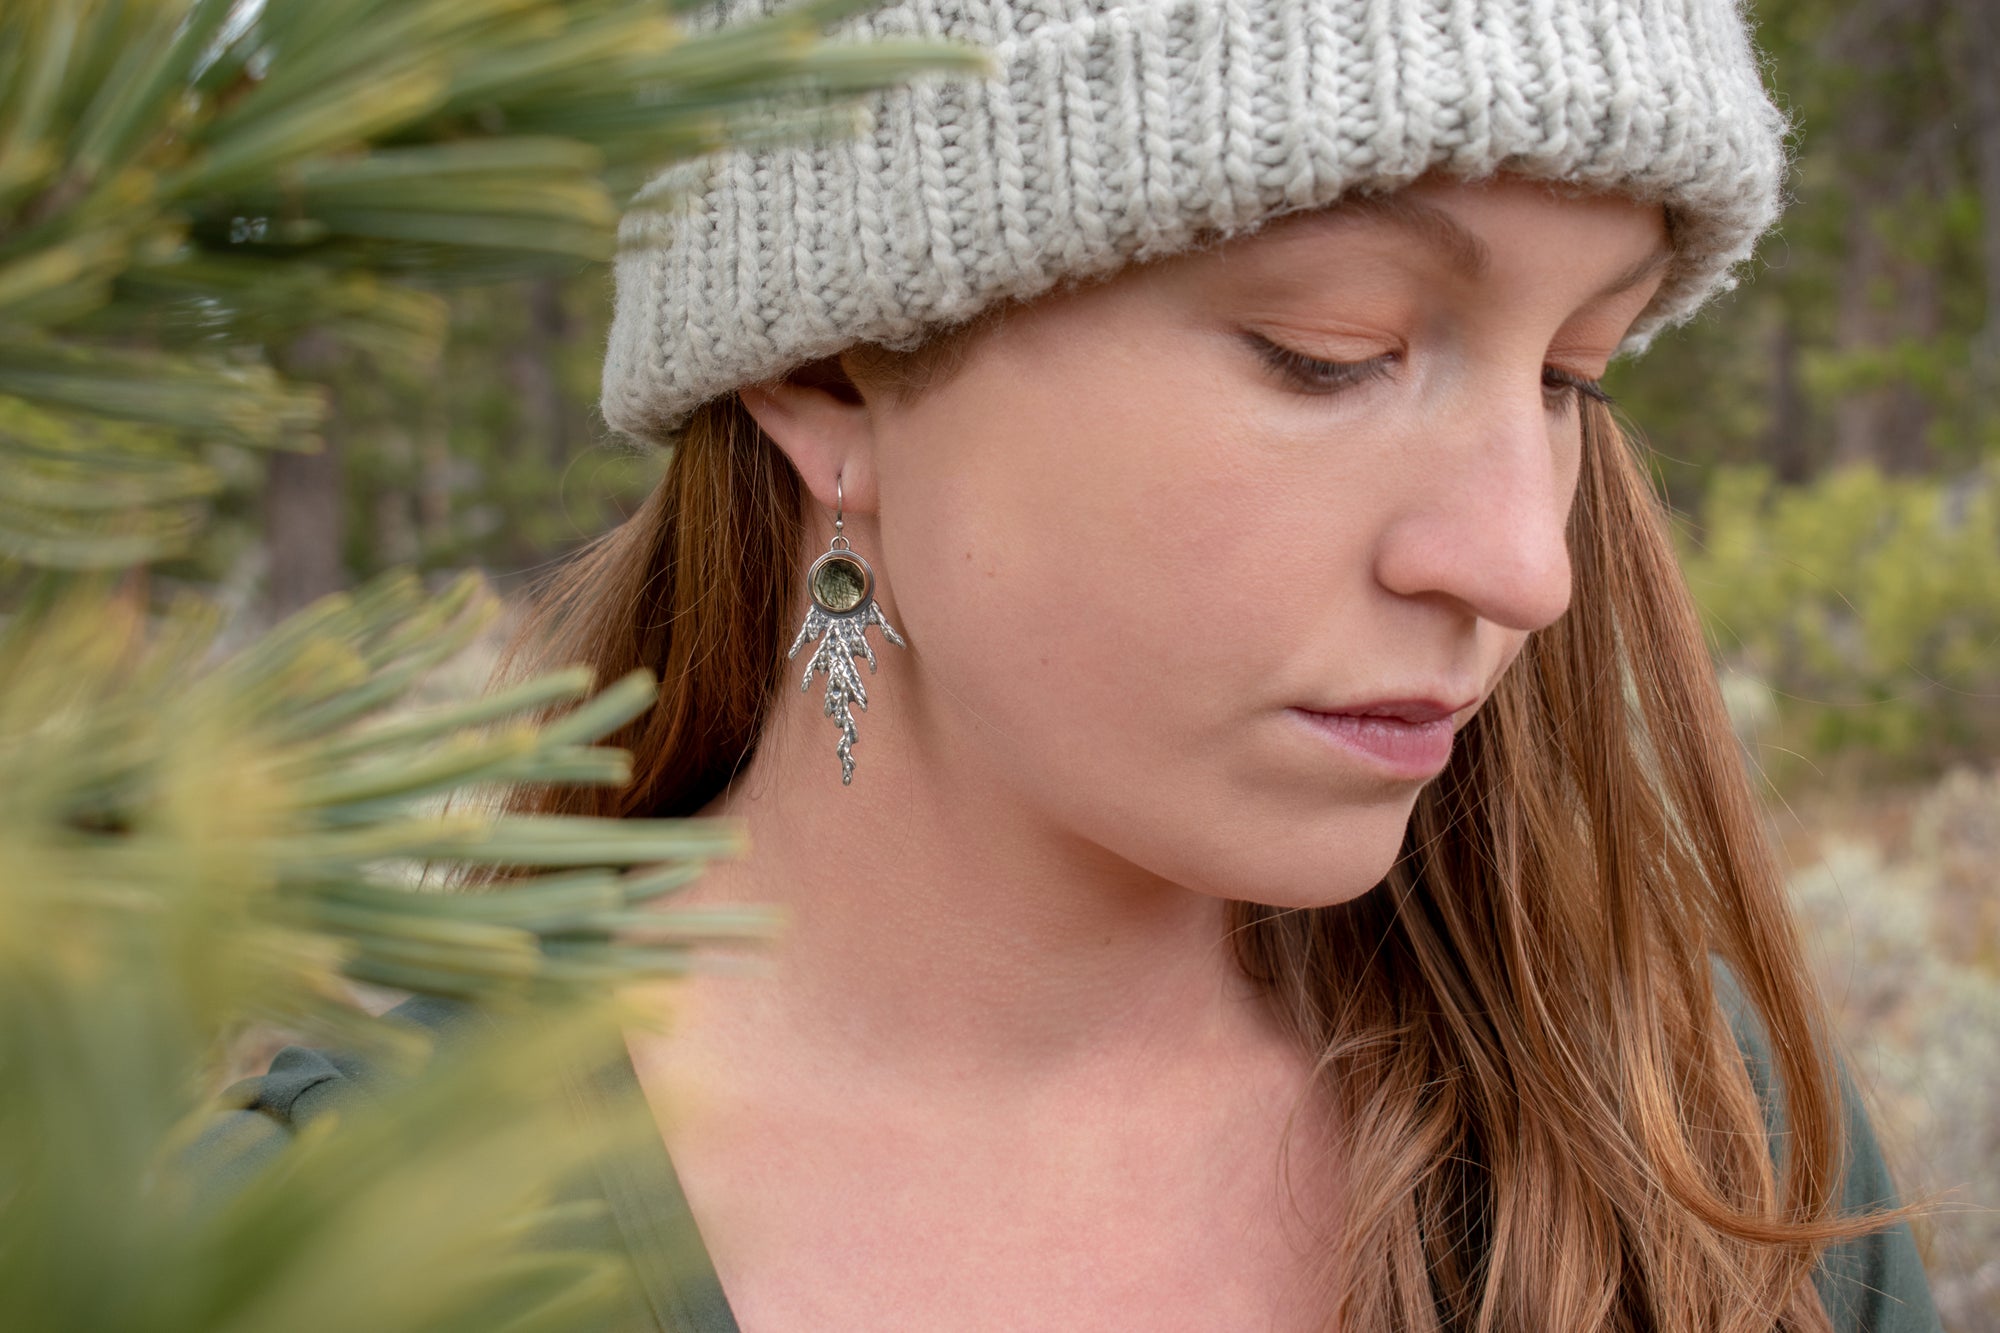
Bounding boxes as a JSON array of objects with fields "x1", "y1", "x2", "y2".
[{"x1": 1371, "y1": 387, "x2": 1578, "y2": 634}]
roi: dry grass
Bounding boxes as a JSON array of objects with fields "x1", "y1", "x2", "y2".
[{"x1": 1778, "y1": 766, "x2": 2000, "y2": 1330}]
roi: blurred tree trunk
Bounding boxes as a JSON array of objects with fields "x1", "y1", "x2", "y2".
[
  {"x1": 263, "y1": 439, "x2": 346, "y2": 618},
  {"x1": 1960, "y1": 0, "x2": 2000, "y2": 397},
  {"x1": 1830, "y1": 93, "x2": 1899, "y2": 468},
  {"x1": 500, "y1": 275, "x2": 577, "y2": 568},
  {"x1": 1828, "y1": 0, "x2": 1943, "y2": 475},
  {"x1": 513, "y1": 276, "x2": 572, "y2": 470},
  {"x1": 264, "y1": 328, "x2": 349, "y2": 619},
  {"x1": 1767, "y1": 312, "x2": 1812, "y2": 483},
  {"x1": 374, "y1": 424, "x2": 419, "y2": 568},
  {"x1": 417, "y1": 388, "x2": 453, "y2": 557},
  {"x1": 1879, "y1": 222, "x2": 1942, "y2": 475}
]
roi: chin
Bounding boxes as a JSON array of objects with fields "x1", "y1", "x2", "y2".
[
  {"x1": 1186, "y1": 850, "x2": 1400, "y2": 912},
  {"x1": 1219, "y1": 875, "x2": 1391, "y2": 912},
  {"x1": 1177, "y1": 815, "x2": 1412, "y2": 911}
]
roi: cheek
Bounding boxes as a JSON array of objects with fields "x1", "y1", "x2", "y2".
[
  {"x1": 876, "y1": 337, "x2": 1423, "y2": 908},
  {"x1": 885, "y1": 366, "x2": 1231, "y2": 757},
  {"x1": 1551, "y1": 410, "x2": 1587, "y2": 500}
]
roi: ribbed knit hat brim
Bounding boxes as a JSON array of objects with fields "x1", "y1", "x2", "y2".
[{"x1": 602, "y1": 0, "x2": 1790, "y2": 444}]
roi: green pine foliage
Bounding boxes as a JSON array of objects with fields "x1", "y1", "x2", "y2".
[
  {"x1": 0, "y1": 0, "x2": 991, "y2": 1326},
  {"x1": 0, "y1": 571, "x2": 770, "y2": 1331},
  {"x1": 0, "y1": 0, "x2": 991, "y2": 567}
]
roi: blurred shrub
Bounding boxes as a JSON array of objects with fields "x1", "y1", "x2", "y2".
[
  {"x1": 1679, "y1": 460, "x2": 2000, "y2": 786},
  {"x1": 1789, "y1": 764, "x2": 2000, "y2": 1329}
]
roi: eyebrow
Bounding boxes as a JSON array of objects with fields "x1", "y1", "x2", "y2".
[
  {"x1": 1272, "y1": 191, "x2": 1677, "y2": 301},
  {"x1": 1587, "y1": 245, "x2": 1676, "y2": 301},
  {"x1": 1264, "y1": 192, "x2": 1488, "y2": 278},
  {"x1": 1336, "y1": 192, "x2": 1492, "y2": 279}
]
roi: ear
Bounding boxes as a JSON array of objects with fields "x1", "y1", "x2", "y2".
[{"x1": 737, "y1": 353, "x2": 882, "y2": 516}]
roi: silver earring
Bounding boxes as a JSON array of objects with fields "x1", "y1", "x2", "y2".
[{"x1": 787, "y1": 472, "x2": 907, "y2": 785}]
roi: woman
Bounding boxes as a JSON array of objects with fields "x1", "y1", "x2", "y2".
[{"x1": 199, "y1": 0, "x2": 1945, "y2": 1327}]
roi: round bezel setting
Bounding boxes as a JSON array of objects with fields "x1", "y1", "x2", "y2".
[{"x1": 807, "y1": 549, "x2": 871, "y2": 614}]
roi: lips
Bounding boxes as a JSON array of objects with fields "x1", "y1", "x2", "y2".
[
  {"x1": 1287, "y1": 694, "x2": 1482, "y2": 779},
  {"x1": 1289, "y1": 706, "x2": 1459, "y2": 778},
  {"x1": 1306, "y1": 697, "x2": 1472, "y2": 725}
]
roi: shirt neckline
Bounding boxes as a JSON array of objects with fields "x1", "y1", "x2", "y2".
[{"x1": 558, "y1": 1034, "x2": 741, "y2": 1333}]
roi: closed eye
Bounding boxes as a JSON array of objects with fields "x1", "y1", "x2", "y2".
[
  {"x1": 1543, "y1": 366, "x2": 1614, "y2": 413},
  {"x1": 1248, "y1": 335, "x2": 1396, "y2": 395},
  {"x1": 1251, "y1": 333, "x2": 1617, "y2": 414}
]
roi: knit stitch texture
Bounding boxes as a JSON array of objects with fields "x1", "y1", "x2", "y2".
[{"x1": 601, "y1": 0, "x2": 1791, "y2": 444}]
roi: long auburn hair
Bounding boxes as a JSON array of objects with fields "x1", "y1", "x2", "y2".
[{"x1": 500, "y1": 313, "x2": 1928, "y2": 1330}]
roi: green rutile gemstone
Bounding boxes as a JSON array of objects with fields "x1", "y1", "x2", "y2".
[{"x1": 812, "y1": 556, "x2": 867, "y2": 612}]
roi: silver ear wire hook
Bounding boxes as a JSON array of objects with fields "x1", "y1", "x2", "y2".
[{"x1": 787, "y1": 467, "x2": 906, "y2": 784}]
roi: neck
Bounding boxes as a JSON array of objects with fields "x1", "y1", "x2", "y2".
[{"x1": 658, "y1": 673, "x2": 1282, "y2": 1088}]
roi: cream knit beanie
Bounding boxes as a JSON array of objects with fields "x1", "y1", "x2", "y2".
[{"x1": 601, "y1": 0, "x2": 1790, "y2": 444}]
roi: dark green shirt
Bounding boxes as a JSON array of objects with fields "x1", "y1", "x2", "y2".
[{"x1": 183, "y1": 963, "x2": 1942, "y2": 1332}]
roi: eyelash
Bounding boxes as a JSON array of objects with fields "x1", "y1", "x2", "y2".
[
  {"x1": 1543, "y1": 365, "x2": 1616, "y2": 411},
  {"x1": 1250, "y1": 336, "x2": 1616, "y2": 411}
]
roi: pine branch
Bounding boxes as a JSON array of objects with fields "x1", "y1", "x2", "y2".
[{"x1": 0, "y1": 0, "x2": 993, "y2": 568}]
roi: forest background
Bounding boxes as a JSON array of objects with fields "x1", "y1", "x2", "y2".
[{"x1": 4, "y1": 0, "x2": 1995, "y2": 1328}]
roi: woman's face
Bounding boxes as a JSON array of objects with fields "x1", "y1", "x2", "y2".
[{"x1": 755, "y1": 172, "x2": 1671, "y2": 911}]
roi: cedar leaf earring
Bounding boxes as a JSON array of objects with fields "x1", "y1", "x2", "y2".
[{"x1": 787, "y1": 471, "x2": 907, "y2": 785}]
